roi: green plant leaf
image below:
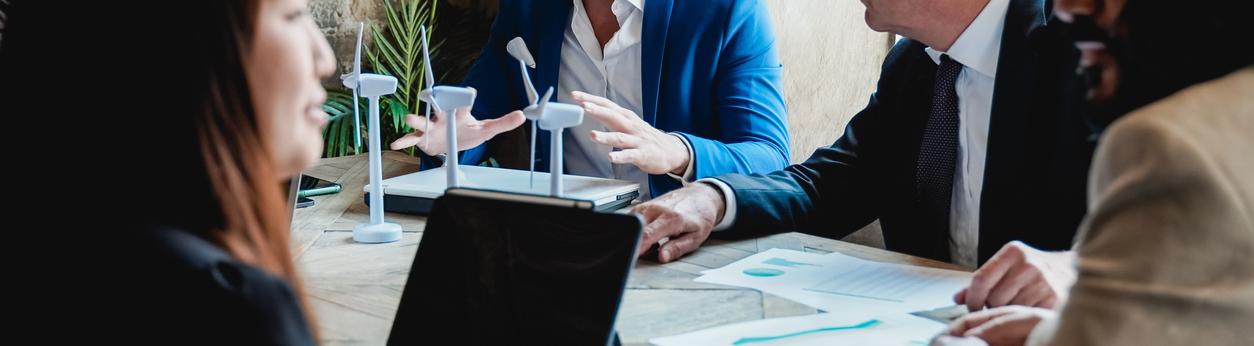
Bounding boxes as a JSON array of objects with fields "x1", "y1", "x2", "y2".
[{"x1": 323, "y1": 0, "x2": 438, "y2": 158}]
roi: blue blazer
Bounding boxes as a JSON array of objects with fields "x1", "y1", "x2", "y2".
[{"x1": 447, "y1": 0, "x2": 790, "y2": 197}]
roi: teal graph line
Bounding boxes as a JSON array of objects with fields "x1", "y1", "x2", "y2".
[
  {"x1": 731, "y1": 319, "x2": 880, "y2": 345},
  {"x1": 763, "y1": 257, "x2": 820, "y2": 268}
]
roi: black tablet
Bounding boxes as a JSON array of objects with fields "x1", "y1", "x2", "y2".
[{"x1": 388, "y1": 188, "x2": 643, "y2": 346}]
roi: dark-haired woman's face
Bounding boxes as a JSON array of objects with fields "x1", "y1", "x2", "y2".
[{"x1": 246, "y1": 0, "x2": 335, "y2": 179}]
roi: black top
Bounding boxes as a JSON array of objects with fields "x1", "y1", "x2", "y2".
[
  {"x1": 715, "y1": 0, "x2": 1094, "y2": 264},
  {"x1": 92, "y1": 226, "x2": 315, "y2": 345}
]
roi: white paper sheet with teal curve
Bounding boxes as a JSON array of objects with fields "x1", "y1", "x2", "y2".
[
  {"x1": 692, "y1": 248, "x2": 971, "y2": 314},
  {"x1": 649, "y1": 310, "x2": 945, "y2": 346}
]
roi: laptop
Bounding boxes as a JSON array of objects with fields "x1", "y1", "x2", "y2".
[
  {"x1": 368, "y1": 165, "x2": 640, "y2": 215},
  {"x1": 387, "y1": 188, "x2": 643, "y2": 345}
]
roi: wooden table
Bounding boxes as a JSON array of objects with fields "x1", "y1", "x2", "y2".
[{"x1": 292, "y1": 153, "x2": 967, "y2": 345}]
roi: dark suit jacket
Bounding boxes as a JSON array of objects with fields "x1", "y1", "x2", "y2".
[
  {"x1": 715, "y1": 0, "x2": 1094, "y2": 264},
  {"x1": 92, "y1": 226, "x2": 315, "y2": 345}
]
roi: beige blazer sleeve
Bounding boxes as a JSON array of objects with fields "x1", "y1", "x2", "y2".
[{"x1": 1035, "y1": 68, "x2": 1254, "y2": 346}]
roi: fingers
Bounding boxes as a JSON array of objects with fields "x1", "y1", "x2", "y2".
[
  {"x1": 657, "y1": 230, "x2": 705, "y2": 263},
  {"x1": 962, "y1": 312, "x2": 1038, "y2": 346},
  {"x1": 403, "y1": 114, "x2": 429, "y2": 131},
  {"x1": 963, "y1": 314, "x2": 1018, "y2": 339},
  {"x1": 954, "y1": 287, "x2": 969, "y2": 305},
  {"x1": 632, "y1": 203, "x2": 688, "y2": 257},
  {"x1": 639, "y1": 217, "x2": 682, "y2": 257},
  {"x1": 1038, "y1": 294, "x2": 1059, "y2": 310},
  {"x1": 949, "y1": 306, "x2": 1018, "y2": 336},
  {"x1": 591, "y1": 130, "x2": 643, "y2": 149},
  {"x1": 480, "y1": 111, "x2": 527, "y2": 136},
  {"x1": 608, "y1": 149, "x2": 644, "y2": 165},
  {"x1": 571, "y1": 90, "x2": 622, "y2": 110},
  {"x1": 637, "y1": 205, "x2": 677, "y2": 256},
  {"x1": 965, "y1": 243, "x2": 1026, "y2": 311},
  {"x1": 390, "y1": 133, "x2": 422, "y2": 151},
  {"x1": 391, "y1": 114, "x2": 431, "y2": 151},
  {"x1": 931, "y1": 335, "x2": 990, "y2": 346},
  {"x1": 1009, "y1": 281, "x2": 1053, "y2": 307},
  {"x1": 581, "y1": 101, "x2": 634, "y2": 131},
  {"x1": 984, "y1": 263, "x2": 1040, "y2": 308}
]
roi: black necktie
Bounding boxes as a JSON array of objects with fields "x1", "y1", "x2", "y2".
[{"x1": 916, "y1": 54, "x2": 963, "y2": 232}]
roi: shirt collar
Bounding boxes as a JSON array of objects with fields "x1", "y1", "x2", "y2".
[{"x1": 924, "y1": 0, "x2": 1010, "y2": 78}]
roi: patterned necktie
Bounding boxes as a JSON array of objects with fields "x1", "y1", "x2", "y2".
[{"x1": 916, "y1": 54, "x2": 963, "y2": 232}]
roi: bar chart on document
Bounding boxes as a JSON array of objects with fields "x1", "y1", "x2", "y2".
[
  {"x1": 694, "y1": 249, "x2": 971, "y2": 313},
  {"x1": 667, "y1": 249, "x2": 972, "y2": 345},
  {"x1": 803, "y1": 262, "x2": 965, "y2": 303}
]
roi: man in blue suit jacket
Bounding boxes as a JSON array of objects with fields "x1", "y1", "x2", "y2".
[{"x1": 389, "y1": 0, "x2": 791, "y2": 199}]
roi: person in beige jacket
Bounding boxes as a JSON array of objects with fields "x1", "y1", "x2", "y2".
[{"x1": 934, "y1": 0, "x2": 1254, "y2": 345}]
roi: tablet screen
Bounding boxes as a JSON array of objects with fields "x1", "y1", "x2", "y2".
[{"x1": 389, "y1": 189, "x2": 642, "y2": 345}]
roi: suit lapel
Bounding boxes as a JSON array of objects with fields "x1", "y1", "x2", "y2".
[
  {"x1": 641, "y1": 0, "x2": 674, "y2": 126},
  {"x1": 535, "y1": 0, "x2": 570, "y2": 98},
  {"x1": 529, "y1": 0, "x2": 573, "y2": 171},
  {"x1": 977, "y1": 0, "x2": 1049, "y2": 262}
]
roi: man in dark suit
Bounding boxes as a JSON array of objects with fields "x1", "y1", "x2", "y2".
[{"x1": 632, "y1": 0, "x2": 1093, "y2": 271}]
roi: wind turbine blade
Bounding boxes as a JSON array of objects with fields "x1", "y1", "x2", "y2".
[
  {"x1": 506, "y1": 37, "x2": 537, "y2": 68},
  {"x1": 420, "y1": 26, "x2": 435, "y2": 96},
  {"x1": 423, "y1": 97, "x2": 432, "y2": 153},
  {"x1": 419, "y1": 25, "x2": 438, "y2": 154},
  {"x1": 529, "y1": 87, "x2": 553, "y2": 189},
  {"x1": 529, "y1": 121, "x2": 536, "y2": 189},
  {"x1": 537, "y1": 87, "x2": 554, "y2": 116},
  {"x1": 507, "y1": 37, "x2": 539, "y2": 104},
  {"x1": 352, "y1": 86, "x2": 362, "y2": 153},
  {"x1": 353, "y1": 22, "x2": 363, "y2": 79},
  {"x1": 521, "y1": 63, "x2": 538, "y2": 105},
  {"x1": 352, "y1": 22, "x2": 364, "y2": 153}
]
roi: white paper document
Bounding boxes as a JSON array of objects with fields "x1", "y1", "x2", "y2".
[
  {"x1": 694, "y1": 248, "x2": 972, "y2": 314},
  {"x1": 649, "y1": 310, "x2": 946, "y2": 346}
]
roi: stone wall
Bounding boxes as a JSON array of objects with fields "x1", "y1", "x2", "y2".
[{"x1": 312, "y1": 0, "x2": 495, "y2": 84}]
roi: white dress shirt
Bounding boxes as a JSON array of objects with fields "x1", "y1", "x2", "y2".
[
  {"x1": 557, "y1": 0, "x2": 659, "y2": 199},
  {"x1": 705, "y1": 0, "x2": 1009, "y2": 268}
]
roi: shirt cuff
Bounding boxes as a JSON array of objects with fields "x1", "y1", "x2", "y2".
[
  {"x1": 697, "y1": 178, "x2": 736, "y2": 231},
  {"x1": 666, "y1": 133, "x2": 696, "y2": 184}
]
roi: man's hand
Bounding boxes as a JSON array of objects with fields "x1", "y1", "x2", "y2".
[
  {"x1": 573, "y1": 91, "x2": 691, "y2": 175},
  {"x1": 956, "y1": 241, "x2": 1077, "y2": 311},
  {"x1": 629, "y1": 183, "x2": 726, "y2": 263},
  {"x1": 936, "y1": 305, "x2": 1057, "y2": 346},
  {"x1": 390, "y1": 108, "x2": 525, "y2": 156}
]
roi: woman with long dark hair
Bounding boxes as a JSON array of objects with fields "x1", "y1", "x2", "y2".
[{"x1": 2, "y1": 0, "x2": 334, "y2": 343}]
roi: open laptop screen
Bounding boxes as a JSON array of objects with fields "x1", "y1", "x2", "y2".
[{"x1": 388, "y1": 188, "x2": 642, "y2": 345}]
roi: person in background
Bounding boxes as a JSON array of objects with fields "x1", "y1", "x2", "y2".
[
  {"x1": 387, "y1": 0, "x2": 792, "y2": 200},
  {"x1": 937, "y1": 0, "x2": 1254, "y2": 344},
  {"x1": 2, "y1": 0, "x2": 335, "y2": 343},
  {"x1": 627, "y1": 0, "x2": 1095, "y2": 266}
]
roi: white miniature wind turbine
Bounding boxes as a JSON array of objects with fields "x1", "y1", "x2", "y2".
[
  {"x1": 341, "y1": 23, "x2": 402, "y2": 244},
  {"x1": 504, "y1": 37, "x2": 584, "y2": 197},
  {"x1": 505, "y1": 37, "x2": 540, "y2": 188},
  {"x1": 418, "y1": 25, "x2": 477, "y2": 188},
  {"x1": 537, "y1": 95, "x2": 584, "y2": 197}
]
